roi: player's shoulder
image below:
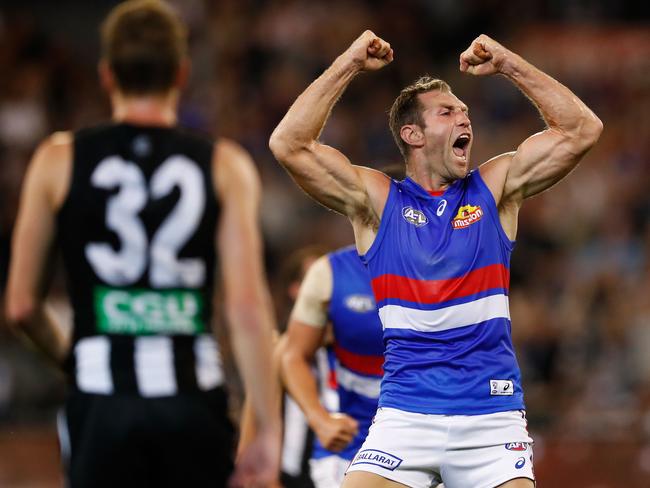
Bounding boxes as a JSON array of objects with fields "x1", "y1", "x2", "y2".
[
  {"x1": 32, "y1": 131, "x2": 73, "y2": 170},
  {"x1": 299, "y1": 254, "x2": 333, "y2": 302},
  {"x1": 38, "y1": 131, "x2": 73, "y2": 152},
  {"x1": 477, "y1": 152, "x2": 515, "y2": 182},
  {"x1": 212, "y1": 137, "x2": 259, "y2": 197},
  {"x1": 214, "y1": 137, "x2": 252, "y2": 162},
  {"x1": 328, "y1": 245, "x2": 358, "y2": 262},
  {"x1": 307, "y1": 254, "x2": 333, "y2": 280},
  {"x1": 357, "y1": 165, "x2": 393, "y2": 188},
  {"x1": 27, "y1": 132, "x2": 73, "y2": 209},
  {"x1": 476, "y1": 152, "x2": 515, "y2": 202}
]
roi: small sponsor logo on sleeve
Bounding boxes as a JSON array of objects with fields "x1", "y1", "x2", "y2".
[
  {"x1": 515, "y1": 457, "x2": 526, "y2": 469},
  {"x1": 490, "y1": 379, "x2": 514, "y2": 396},
  {"x1": 351, "y1": 449, "x2": 402, "y2": 471}
]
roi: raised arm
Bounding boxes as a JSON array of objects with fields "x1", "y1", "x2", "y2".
[
  {"x1": 280, "y1": 255, "x2": 359, "y2": 452},
  {"x1": 461, "y1": 35, "x2": 603, "y2": 235},
  {"x1": 5, "y1": 133, "x2": 72, "y2": 365},
  {"x1": 214, "y1": 139, "x2": 280, "y2": 487},
  {"x1": 269, "y1": 31, "x2": 393, "y2": 253}
]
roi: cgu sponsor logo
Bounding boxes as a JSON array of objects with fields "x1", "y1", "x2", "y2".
[
  {"x1": 505, "y1": 442, "x2": 529, "y2": 451},
  {"x1": 452, "y1": 204, "x2": 483, "y2": 229},
  {"x1": 351, "y1": 449, "x2": 403, "y2": 471},
  {"x1": 402, "y1": 206, "x2": 428, "y2": 227}
]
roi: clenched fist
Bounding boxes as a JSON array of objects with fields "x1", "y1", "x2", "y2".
[
  {"x1": 313, "y1": 412, "x2": 359, "y2": 452},
  {"x1": 344, "y1": 30, "x2": 394, "y2": 72},
  {"x1": 459, "y1": 34, "x2": 512, "y2": 76}
]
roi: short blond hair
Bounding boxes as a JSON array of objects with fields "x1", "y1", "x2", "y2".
[{"x1": 389, "y1": 76, "x2": 451, "y2": 158}]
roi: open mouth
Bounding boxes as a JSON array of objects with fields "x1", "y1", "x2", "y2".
[{"x1": 452, "y1": 134, "x2": 470, "y2": 159}]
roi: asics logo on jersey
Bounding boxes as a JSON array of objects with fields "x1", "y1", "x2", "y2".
[
  {"x1": 345, "y1": 294, "x2": 376, "y2": 313},
  {"x1": 452, "y1": 204, "x2": 483, "y2": 229},
  {"x1": 402, "y1": 207, "x2": 428, "y2": 227},
  {"x1": 436, "y1": 199, "x2": 447, "y2": 216},
  {"x1": 352, "y1": 449, "x2": 402, "y2": 471}
]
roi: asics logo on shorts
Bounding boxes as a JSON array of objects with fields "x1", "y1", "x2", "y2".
[{"x1": 351, "y1": 449, "x2": 402, "y2": 471}]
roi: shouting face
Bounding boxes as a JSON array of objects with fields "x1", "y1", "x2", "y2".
[{"x1": 417, "y1": 90, "x2": 473, "y2": 181}]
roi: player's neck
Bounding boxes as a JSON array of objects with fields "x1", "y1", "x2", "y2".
[
  {"x1": 405, "y1": 159, "x2": 452, "y2": 193},
  {"x1": 111, "y1": 91, "x2": 178, "y2": 127}
]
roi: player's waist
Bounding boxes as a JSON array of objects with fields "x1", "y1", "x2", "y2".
[{"x1": 67, "y1": 334, "x2": 224, "y2": 397}]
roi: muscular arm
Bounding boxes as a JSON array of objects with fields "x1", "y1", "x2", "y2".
[
  {"x1": 269, "y1": 31, "x2": 393, "y2": 254},
  {"x1": 280, "y1": 255, "x2": 358, "y2": 452},
  {"x1": 214, "y1": 139, "x2": 280, "y2": 483},
  {"x1": 5, "y1": 133, "x2": 72, "y2": 365},
  {"x1": 462, "y1": 36, "x2": 603, "y2": 237}
]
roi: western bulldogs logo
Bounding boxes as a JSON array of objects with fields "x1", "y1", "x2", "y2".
[
  {"x1": 402, "y1": 207, "x2": 428, "y2": 227},
  {"x1": 452, "y1": 204, "x2": 483, "y2": 229}
]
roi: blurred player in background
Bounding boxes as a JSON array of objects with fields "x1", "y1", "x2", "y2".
[
  {"x1": 5, "y1": 1, "x2": 279, "y2": 487},
  {"x1": 281, "y1": 243, "x2": 385, "y2": 488},
  {"x1": 270, "y1": 29, "x2": 602, "y2": 488}
]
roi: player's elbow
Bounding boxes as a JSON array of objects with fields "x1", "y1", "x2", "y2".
[
  {"x1": 269, "y1": 128, "x2": 311, "y2": 165},
  {"x1": 581, "y1": 111, "x2": 604, "y2": 146},
  {"x1": 279, "y1": 343, "x2": 302, "y2": 381},
  {"x1": 568, "y1": 110, "x2": 603, "y2": 154},
  {"x1": 5, "y1": 295, "x2": 36, "y2": 329},
  {"x1": 226, "y1": 302, "x2": 265, "y2": 335}
]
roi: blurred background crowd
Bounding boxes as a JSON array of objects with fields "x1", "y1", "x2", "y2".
[{"x1": 0, "y1": 0, "x2": 648, "y2": 486}]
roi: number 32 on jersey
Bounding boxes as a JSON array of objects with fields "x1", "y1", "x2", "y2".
[{"x1": 85, "y1": 154, "x2": 206, "y2": 288}]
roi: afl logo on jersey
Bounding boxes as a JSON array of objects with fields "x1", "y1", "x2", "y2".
[
  {"x1": 452, "y1": 204, "x2": 483, "y2": 229},
  {"x1": 345, "y1": 294, "x2": 376, "y2": 313},
  {"x1": 402, "y1": 207, "x2": 428, "y2": 227}
]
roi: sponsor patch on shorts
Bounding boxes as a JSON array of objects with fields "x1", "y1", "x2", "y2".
[{"x1": 351, "y1": 449, "x2": 402, "y2": 471}]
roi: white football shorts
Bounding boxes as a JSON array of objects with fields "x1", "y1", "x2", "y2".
[
  {"x1": 346, "y1": 407, "x2": 535, "y2": 488},
  {"x1": 310, "y1": 454, "x2": 352, "y2": 488}
]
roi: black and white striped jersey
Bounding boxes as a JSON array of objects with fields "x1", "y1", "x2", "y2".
[{"x1": 57, "y1": 123, "x2": 223, "y2": 396}]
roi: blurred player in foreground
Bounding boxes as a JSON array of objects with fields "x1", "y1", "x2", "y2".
[
  {"x1": 270, "y1": 30, "x2": 602, "y2": 488},
  {"x1": 238, "y1": 245, "x2": 327, "y2": 488},
  {"x1": 5, "y1": 1, "x2": 279, "y2": 486}
]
